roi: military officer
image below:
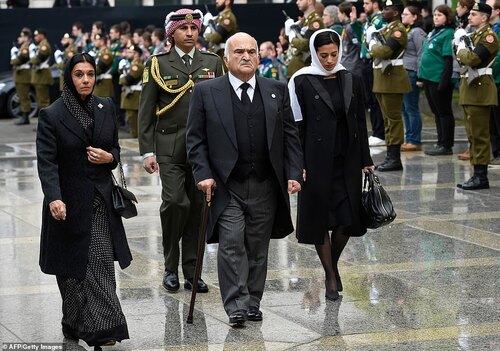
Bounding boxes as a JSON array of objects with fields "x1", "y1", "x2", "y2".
[
  {"x1": 54, "y1": 33, "x2": 77, "y2": 91},
  {"x1": 119, "y1": 45, "x2": 144, "y2": 138},
  {"x1": 369, "y1": 0, "x2": 411, "y2": 171},
  {"x1": 138, "y1": 9, "x2": 224, "y2": 293},
  {"x1": 93, "y1": 34, "x2": 115, "y2": 98},
  {"x1": 455, "y1": 2, "x2": 499, "y2": 189},
  {"x1": 11, "y1": 28, "x2": 33, "y2": 125},
  {"x1": 286, "y1": 0, "x2": 324, "y2": 78},
  {"x1": 204, "y1": 0, "x2": 237, "y2": 61},
  {"x1": 30, "y1": 29, "x2": 53, "y2": 116}
]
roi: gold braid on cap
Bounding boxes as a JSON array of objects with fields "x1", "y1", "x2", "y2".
[{"x1": 150, "y1": 56, "x2": 194, "y2": 117}]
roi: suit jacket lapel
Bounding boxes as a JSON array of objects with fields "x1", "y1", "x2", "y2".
[
  {"x1": 60, "y1": 107, "x2": 89, "y2": 145},
  {"x1": 213, "y1": 76, "x2": 237, "y2": 149},
  {"x1": 92, "y1": 99, "x2": 106, "y2": 144},
  {"x1": 190, "y1": 49, "x2": 203, "y2": 74},
  {"x1": 257, "y1": 77, "x2": 277, "y2": 150},
  {"x1": 306, "y1": 75, "x2": 334, "y2": 113},
  {"x1": 340, "y1": 71, "x2": 353, "y2": 116}
]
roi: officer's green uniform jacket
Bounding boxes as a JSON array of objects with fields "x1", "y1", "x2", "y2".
[
  {"x1": 287, "y1": 11, "x2": 324, "y2": 77},
  {"x1": 361, "y1": 11, "x2": 384, "y2": 59},
  {"x1": 138, "y1": 49, "x2": 224, "y2": 164},
  {"x1": 57, "y1": 46, "x2": 77, "y2": 91},
  {"x1": 11, "y1": 42, "x2": 31, "y2": 84},
  {"x1": 30, "y1": 39, "x2": 53, "y2": 86},
  {"x1": 94, "y1": 48, "x2": 115, "y2": 97},
  {"x1": 120, "y1": 58, "x2": 144, "y2": 111},
  {"x1": 205, "y1": 8, "x2": 237, "y2": 52},
  {"x1": 457, "y1": 24, "x2": 499, "y2": 106},
  {"x1": 370, "y1": 20, "x2": 411, "y2": 93}
]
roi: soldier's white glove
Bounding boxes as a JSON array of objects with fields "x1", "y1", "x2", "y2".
[
  {"x1": 288, "y1": 30, "x2": 297, "y2": 42},
  {"x1": 10, "y1": 46, "x2": 19, "y2": 60},
  {"x1": 456, "y1": 41, "x2": 467, "y2": 52},
  {"x1": 365, "y1": 25, "x2": 378, "y2": 43},
  {"x1": 54, "y1": 49, "x2": 64, "y2": 64},
  {"x1": 88, "y1": 50, "x2": 97, "y2": 58},
  {"x1": 204, "y1": 26, "x2": 213, "y2": 38},
  {"x1": 454, "y1": 28, "x2": 467, "y2": 46},
  {"x1": 368, "y1": 39, "x2": 378, "y2": 51},
  {"x1": 285, "y1": 18, "x2": 295, "y2": 36},
  {"x1": 203, "y1": 12, "x2": 214, "y2": 26},
  {"x1": 29, "y1": 43, "x2": 37, "y2": 58},
  {"x1": 118, "y1": 59, "x2": 128, "y2": 71}
]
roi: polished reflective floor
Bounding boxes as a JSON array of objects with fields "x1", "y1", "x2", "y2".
[{"x1": 0, "y1": 120, "x2": 499, "y2": 350}]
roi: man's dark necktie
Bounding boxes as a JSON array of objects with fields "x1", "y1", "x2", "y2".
[
  {"x1": 240, "y1": 82, "x2": 251, "y2": 107},
  {"x1": 182, "y1": 54, "x2": 191, "y2": 71}
]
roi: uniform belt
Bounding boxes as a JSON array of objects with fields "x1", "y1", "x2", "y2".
[
  {"x1": 16, "y1": 64, "x2": 30, "y2": 70},
  {"x1": 97, "y1": 73, "x2": 113, "y2": 80},
  {"x1": 461, "y1": 67, "x2": 492, "y2": 77},
  {"x1": 373, "y1": 59, "x2": 403, "y2": 69},
  {"x1": 130, "y1": 85, "x2": 142, "y2": 91},
  {"x1": 39, "y1": 62, "x2": 50, "y2": 69}
]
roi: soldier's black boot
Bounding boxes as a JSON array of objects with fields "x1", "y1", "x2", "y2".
[
  {"x1": 14, "y1": 112, "x2": 30, "y2": 125},
  {"x1": 377, "y1": 145, "x2": 403, "y2": 172},
  {"x1": 457, "y1": 165, "x2": 489, "y2": 190}
]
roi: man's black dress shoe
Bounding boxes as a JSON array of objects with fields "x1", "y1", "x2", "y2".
[
  {"x1": 184, "y1": 278, "x2": 209, "y2": 293},
  {"x1": 229, "y1": 310, "x2": 247, "y2": 325},
  {"x1": 424, "y1": 145, "x2": 453, "y2": 156},
  {"x1": 162, "y1": 271, "x2": 179, "y2": 292},
  {"x1": 247, "y1": 307, "x2": 263, "y2": 321}
]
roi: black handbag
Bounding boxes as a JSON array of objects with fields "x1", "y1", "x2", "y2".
[
  {"x1": 361, "y1": 171, "x2": 396, "y2": 229},
  {"x1": 111, "y1": 162, "x2": 138, "y2": 219}
]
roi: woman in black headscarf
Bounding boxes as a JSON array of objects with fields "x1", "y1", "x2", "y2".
[{"x1": 36, "y1": 53, "x2": 132, "y2": 348}]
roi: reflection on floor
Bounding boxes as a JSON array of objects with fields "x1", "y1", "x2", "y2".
[{"x1": 0, "y1": 127, "x2": 499, "y2": 350}]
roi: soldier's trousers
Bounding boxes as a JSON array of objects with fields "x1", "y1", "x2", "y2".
[
  {"x1": 158, "y1": 162, "x2": 203, "y2": 279},
  {"x1": 33, "y1": 84, "x2": 50, "y2": 111},
  {"x1": 463, "y1": 105, "x2": 491, "y2": 165},
  {"x1": 375, "y1": 93, "x2": 404, "y2": 146},
  {"x1": 125, "y1": 110, "x2": 138, "y2": 138},
  {"x1": 15, "y1": 82, "x2": 31, "y2": 113}
]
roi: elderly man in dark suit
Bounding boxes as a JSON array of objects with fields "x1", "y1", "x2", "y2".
[{"x1": 186, "y1": 32, "x2": 303, "y2": 326}]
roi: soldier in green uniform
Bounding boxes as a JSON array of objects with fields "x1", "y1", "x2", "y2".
[
  {"x1": 30, "y1": 29, "x2": 53, "y2": 116},
  {"x1": 285, "y1": 0, "x2": 324, "y2": 78},
  {"x1": 369, "y1": 0, "x2": 411, "y2": 171},
  {"x1": 454, "y1": 2, "x2": 499, "y2": 189},
  {"x1": 138, "y1": 9, "x2": 224, "y2": 293},
  {"x1": 204, "y1": 0, "x2": 237, "y2": 62},
  {"x1": 119, "y1": 45, "x2": 144, "y2": 138},
  {"x1": 93, "y1": 34, "x2": 115, "y2": 98},
  {"x1": 11, "y1": 28, "x2": 33, "y2": 125},
  {"x1": 54, "y1": 33, "x2": 77, "y2": 91}
]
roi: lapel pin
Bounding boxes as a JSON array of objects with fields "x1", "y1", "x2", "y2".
[
  {"x1": 98, "y1": 103, "x2": 103, "y2": 109},
  {"x1": 271, "y1": 93, "x2": 276, "y2": 99}
]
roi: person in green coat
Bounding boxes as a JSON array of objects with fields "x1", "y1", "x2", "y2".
[
  {"x1": 455, "y1": 2, "x2": 499, "y2": 189},
  {"x1": 119, "y1": 45, "x2": 144, "y2": 138},
  {"x1": 369, "y1": 0, "x2": 411, "y2": 171},
  {"x1": 138, "y1": 9, "x2": 224, "y2": 293},
  {"x1": 30, "y1": 29, "x2": 53, "y2": 116},
  {"x1": 11, "y1": 28, "x2": 33, "y2": 125}
]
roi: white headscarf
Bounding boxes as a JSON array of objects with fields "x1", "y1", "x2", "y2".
[{"x1": 288, "y1": 29, "x2": 346, "y2": 122}]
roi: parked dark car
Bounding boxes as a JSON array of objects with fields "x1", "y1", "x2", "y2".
[{"x1": 0, "y1": 67, "x2": 61, "y2": 119}]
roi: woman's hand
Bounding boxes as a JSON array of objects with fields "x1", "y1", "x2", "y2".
[
  {"x1": 87, "y1": 146, "x2": 113, "y2": 164},
  {"x1": 363, "y1": 165, "x2": 375, "y2": 173},
  {"x1": 49, "y1": 200, "x2": 66, "y2": 221}
]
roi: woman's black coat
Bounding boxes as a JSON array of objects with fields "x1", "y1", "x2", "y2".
[
  {"x1": 294, "y1": 70, "x2": 373, "y2": 244},
  {"x1": 36, "y1": 96, "x2": 132, "y2": 279}
]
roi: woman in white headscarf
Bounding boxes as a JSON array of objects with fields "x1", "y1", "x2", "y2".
[{"x1": 289, "y1": 29, "x2": 374, "y2": 301}]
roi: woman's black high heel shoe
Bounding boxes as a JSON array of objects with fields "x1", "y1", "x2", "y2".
[{"x1": 325, "y1": 280, "x2": 340, "y2": 301}]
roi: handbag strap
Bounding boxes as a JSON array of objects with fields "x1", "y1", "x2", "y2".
[{"x1": 118, "y1": 161, "x2": 127, "y2": 189}]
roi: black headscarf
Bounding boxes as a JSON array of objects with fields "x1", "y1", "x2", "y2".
[{"x1": 62, "y1": 53, "x2": 96, "y2": 130}]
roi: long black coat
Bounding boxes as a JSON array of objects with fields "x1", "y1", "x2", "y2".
[
  {"x1": 36, "y1": 96, "x2": 132, "y2": 279},
  {"x1": 294, "y1": 71, "x2": 373, "y2": 243},
  {"x1": 186, "y1": 75, "x2": 303, "y2": 243}
]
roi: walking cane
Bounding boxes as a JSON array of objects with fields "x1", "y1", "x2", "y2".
[{"x1": 186, "y1": 195, "x2": 211, "y2": 324}]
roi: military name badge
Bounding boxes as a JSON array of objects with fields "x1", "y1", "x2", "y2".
[
  {"x1": 393, "y1": 31, "x2": 402, "y2": 39},
  {"x1": 142, "y1": 67, "x2": 149, "y2": 83},
  {"x1": 486, "y1": 34, "x2": 495, "y2": 43}
]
